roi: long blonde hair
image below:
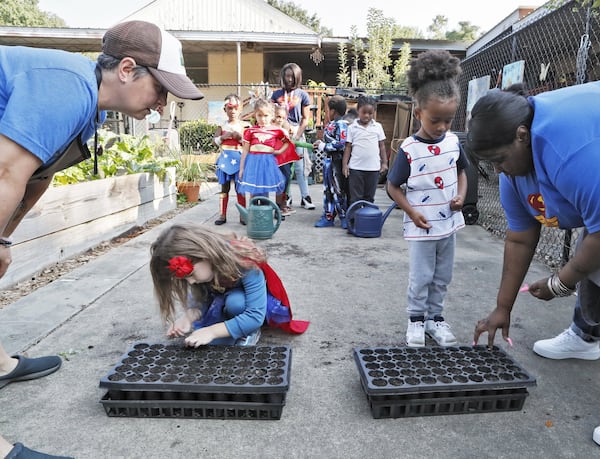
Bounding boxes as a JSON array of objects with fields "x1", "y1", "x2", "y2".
[{"x1": 149, "y1": 224, "x2": 266, "y2": 324}]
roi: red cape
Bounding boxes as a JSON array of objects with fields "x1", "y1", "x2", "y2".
[{"x1": 258, "y1": 262, "x2": 310, "y2": 334}]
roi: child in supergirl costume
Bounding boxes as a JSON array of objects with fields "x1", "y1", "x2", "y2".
[
  {"x1": 273, "y1": 104, "x2": 301, "y2": 216},
  {"x1": 214, "y1": 94, "x2": 250, "y2": 225},
  {"x1": 150, "y1": 224, "x2": 309, "y2": 347},
  {"x1": 238, "y1": 99, "x2": 290, "y2": 198}
]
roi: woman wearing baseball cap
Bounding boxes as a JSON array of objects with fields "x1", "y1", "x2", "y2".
[{"x1": 0, "y1": 20, "x2": 202, "y2": 459}]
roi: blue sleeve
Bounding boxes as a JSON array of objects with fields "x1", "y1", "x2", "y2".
[
  {"x1": 300, "y1": 89, "x2": 310, "y2": 108},
  {"x1": 270, "y1": 89, "x2": 283, "y2": 105},
  {"x1": 386, "y1": 148, "x2": 411, "y2": 185},
  {"x1": 500, "y1": 174, "x2": 540, "y2": 232},
  {"x1": 0, "y1": 69, "x2": 96, "y2": 163},
  {"x1": 456, "y1": 144, "x2": 469, "y2": 172},
  {"x1": 223, "y1": 268, "x2": 267, "y2": 338}
]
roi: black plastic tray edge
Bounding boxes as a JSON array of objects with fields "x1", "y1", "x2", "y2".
[
  {"x1": 99, "y1": 342, "x2": 291, "y2": 393},
  {"x1": 353, "y1": 345, "x2": 537, "y2": 396}
]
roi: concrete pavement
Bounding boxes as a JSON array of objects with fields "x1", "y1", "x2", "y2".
[{"x1": 0, "y1": 184, "x2": 598, "y2": 459}]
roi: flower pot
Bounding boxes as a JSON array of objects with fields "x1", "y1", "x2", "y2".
[{"x1": 177, "y1": 182, "x2": 200, "y2": 202}]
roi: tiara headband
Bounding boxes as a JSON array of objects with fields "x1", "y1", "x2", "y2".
[{"x1": 167, "y1": 256, "x2": 194, "y2": 278}]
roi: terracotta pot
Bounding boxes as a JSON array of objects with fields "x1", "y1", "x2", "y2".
[{"x1": 176, "y1": 182, "x2": 200, "y2": 202}]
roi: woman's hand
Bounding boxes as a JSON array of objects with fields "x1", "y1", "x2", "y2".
[
  {"x1": 473, "y1": 307, "x2": 512, "y2": 347},
  {"x1": 528, "y1": 276, "x2": 556, "y2": 300}
]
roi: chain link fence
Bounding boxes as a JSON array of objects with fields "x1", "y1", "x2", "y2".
[{"x1": 456, "y1": 0, "x2": 597, "y2": 269}]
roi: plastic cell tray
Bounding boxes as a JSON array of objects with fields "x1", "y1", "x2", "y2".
[
  {"x1": 353, "y1": 345, "x2": 536, "y2": 419},
  {"x1": 99, "y1": 342, "x2": 291, "y2": 420}
]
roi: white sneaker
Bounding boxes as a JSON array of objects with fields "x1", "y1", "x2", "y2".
[
  {"x1": 425, "y1": 319, "x2": 458, "y2": 346},
  {"x1": 594, "y1": 425, "x2": 600, "y2": 446},
  {"x1": 406, "y1": 320, "x2": 425, "y2": 347},
  {"x1": 301, "y1": 196, "x2": 316, "y2": 210},
  {"x1": 533, "y1": 328, "x2": 600, "y2": 360}
]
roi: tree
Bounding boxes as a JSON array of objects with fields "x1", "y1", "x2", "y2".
[
  {"x1": 357, "y1": 8, "x2": 394, "y2": 90},
  {"x1": 267, "y1": 0, "x2": 332, "y2": 36},
  {"x1": 0, "y1": 0, "x2": 66, "y2": 27},
  {"x1": 392, "y1": 42, "x2": 411, "y2": 92},
  {"x1": 392, "y1": 25, "x2": 424, "y2": 39},
  {"x1": 337, "y1": 42, "x2": 350, "y2": 87},
  {"x1": 427, "y1": 14, "x2": 448, "y2": 39},
  {"x1": 445, "y1": 21, "x2": 481, "y2": 41}
]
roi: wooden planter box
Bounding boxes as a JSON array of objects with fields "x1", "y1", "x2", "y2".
[{"x1": 0, "y1": 169, "x2": 176, "y2": 289}]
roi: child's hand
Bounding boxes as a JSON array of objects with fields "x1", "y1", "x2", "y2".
[
  {"x1": 408, "y1": 211, "x2": 432, "y2": 231},
  {"x1": 313, "y1": 140, "x2": 322, "y2": 151},
  {"x1": 450, "y1": 195, "x2": 464, "y2": 211},
  {"x1": 167, "y1": 316, "x2": 193, "y2": 338},
  {"x1": 184, "y1": 328, "x2": 215, "y2": 347}
]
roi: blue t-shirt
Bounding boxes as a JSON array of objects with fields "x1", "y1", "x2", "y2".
[
  {"x1": 0, "y1": 46, "x2": 100, "y2": 165},
  {"x1": 500, "y1": 81, "x2": 600, "y2": 233},
  {"x1": 271, "y1": 88, "x2": 310, "y2": 126}
]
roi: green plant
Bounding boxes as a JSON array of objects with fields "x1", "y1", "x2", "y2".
[
  {"x1": 178, "y1": 119, "x2": 219, "y2": 154},
  {"x1": 175, "y1": 154, "x2": 207, "y2": 184},
  {"x1": 52, "y1": 130, "x2": 178, "y2": 186}
]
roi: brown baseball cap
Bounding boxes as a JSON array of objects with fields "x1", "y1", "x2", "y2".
[{"x1": 102, "y1": 20, "x2": 204, "y2": 100}]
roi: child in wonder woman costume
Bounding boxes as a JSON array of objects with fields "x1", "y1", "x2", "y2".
[
  {"x1": 214, "y1": 94, "x2": 251, "y2": 225},
  {"x1": 150, "y1": 224, "x2": 309, "y2": 347}
]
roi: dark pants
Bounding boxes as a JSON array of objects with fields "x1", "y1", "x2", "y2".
[
  {"x1": 279, "y1": 163, "x2": 292, "y2": 193},
  {"x1": 348, "y1": 169, "x2": 380, "y2": 205},
  {"x1": 571, "y1": 228, "x2": 600, "y2": 341}
]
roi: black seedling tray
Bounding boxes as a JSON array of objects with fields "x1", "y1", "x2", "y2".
[
  {"x1": 354, "y1": 345, "x2": 536, "y2": 418},
  {"x1": 100, "y1": 393, "x2": 285, "y2": 420},
  {"x1": 99, "y1": 342, "x2": 291, "y2": 420},
  {"x1": 100, "y1": 342, "x2": 291, "y2": 393}
]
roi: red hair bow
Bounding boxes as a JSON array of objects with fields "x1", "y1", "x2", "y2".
[{"x1": 167, "y1": 256, "x2": 194, "y2": 278}]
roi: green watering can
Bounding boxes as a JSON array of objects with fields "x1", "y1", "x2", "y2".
[{"x1": 236, "y1": 197, "x2": 282, "y2": 240}]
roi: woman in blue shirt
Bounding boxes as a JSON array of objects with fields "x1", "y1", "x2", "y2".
[{"x1": 467, "y1": 82, "x2": 600, "y2": 446}]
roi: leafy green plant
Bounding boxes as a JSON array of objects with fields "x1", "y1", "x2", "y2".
[
  {"x1": 175, "y1": 154, "x2": 207, "y2": 185},
  {"x1": 52, "y1": 130, "x2": 179, "y2": 186}
]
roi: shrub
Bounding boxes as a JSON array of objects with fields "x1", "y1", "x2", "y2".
[{"x1": 179, "y1": 119, "x2": 219, "y2": 154}]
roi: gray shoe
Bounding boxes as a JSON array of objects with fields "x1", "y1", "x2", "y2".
[{"x1": 425, "y1": 319, "x2": 457, "y2": 346}]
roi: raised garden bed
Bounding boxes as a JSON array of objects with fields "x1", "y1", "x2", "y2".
[{"x1": 0, "y1": 170, "x2": 176, "y2": 289}]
